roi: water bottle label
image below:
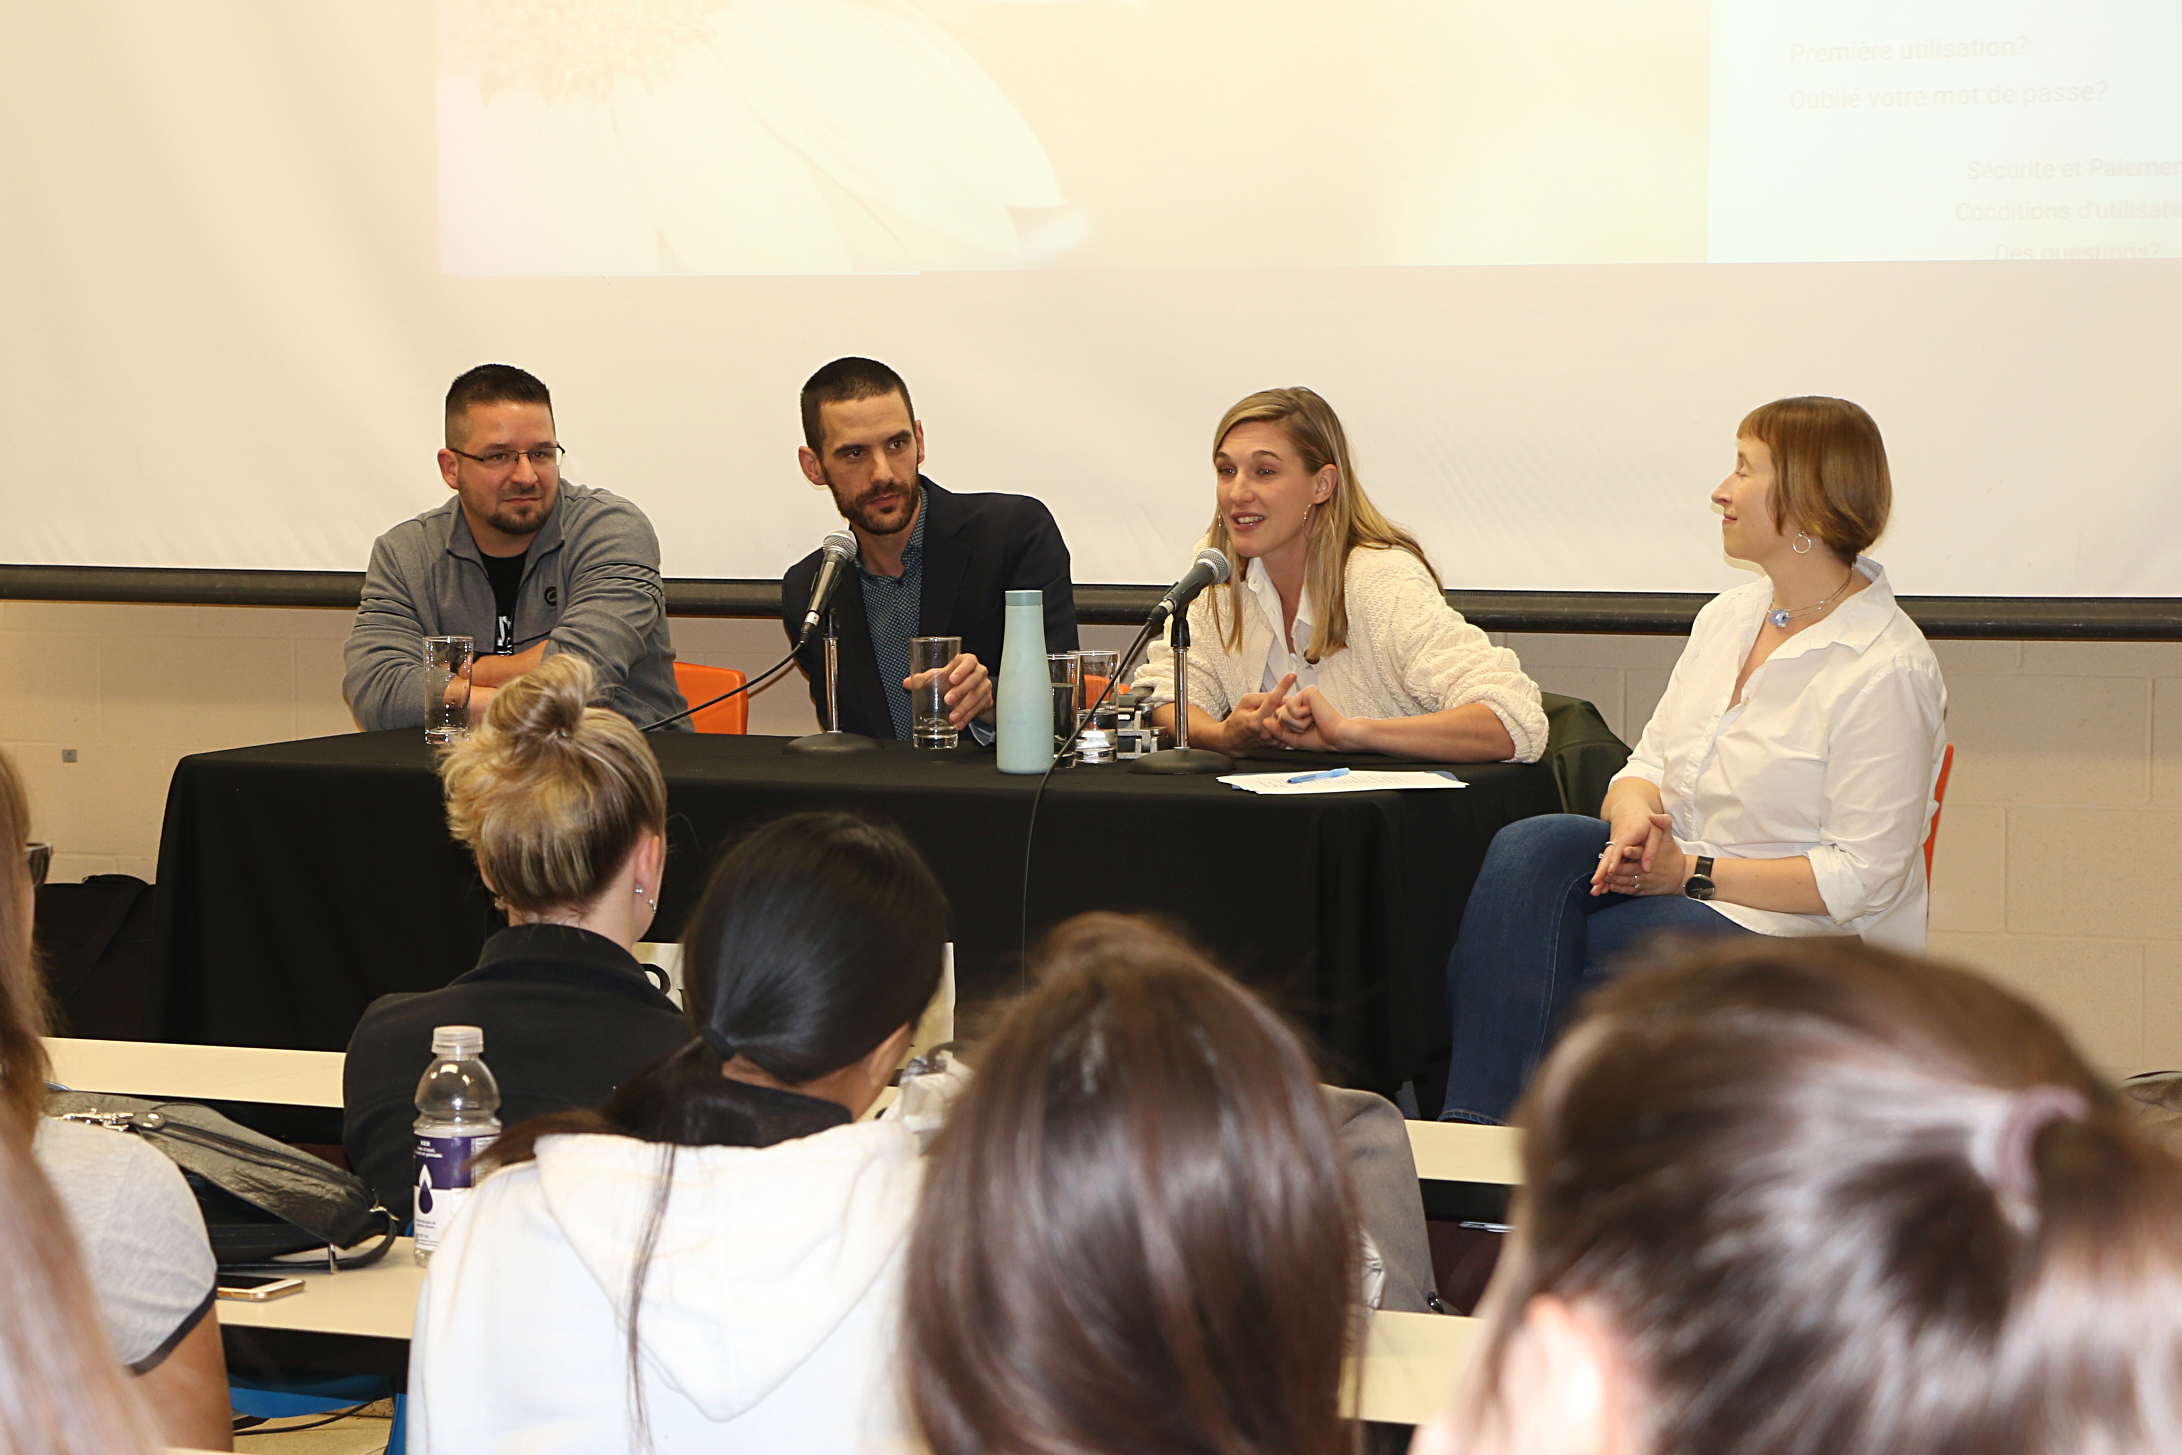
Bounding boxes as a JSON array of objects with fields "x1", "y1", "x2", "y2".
[{"x1": 413, "y1": 1132, "x2": 497, "y2": 1251}]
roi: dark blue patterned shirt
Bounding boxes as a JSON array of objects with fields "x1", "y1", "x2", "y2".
[{"x1": 856, "y1": 500, "x2": 926, "y2": 740}]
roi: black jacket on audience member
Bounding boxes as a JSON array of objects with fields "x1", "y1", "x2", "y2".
[
  {"x1": 779, "y1": 477, "x2": 1078, "y2": 740},
  {"x1": 341, "y1": 923, "x2": 689, "y2": 1223}
]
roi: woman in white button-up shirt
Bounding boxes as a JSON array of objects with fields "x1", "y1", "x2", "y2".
[
  {"x1": 1137, "y1": 388, "x2": 1548, "y2": 763},
  {"x1": 1440, "y1": 397, "x2": 1947, "y2": 1124}
]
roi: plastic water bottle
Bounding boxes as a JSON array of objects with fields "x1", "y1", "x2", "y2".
[
  {"x1": 412, "y1": 1025, "x2": 501, "y2": 1264},
  {"x1": 996, "y1": 589, "x2": 1054, "y2": 774}
]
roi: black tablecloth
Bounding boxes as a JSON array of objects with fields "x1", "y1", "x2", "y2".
[{"x1": 154, "y1": 732, "x2": 1561, "y2": 1090}]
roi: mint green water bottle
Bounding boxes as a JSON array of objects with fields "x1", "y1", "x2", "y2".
[{"x1": 996, "y1": 589, "x2": 1054, "y2": 774}]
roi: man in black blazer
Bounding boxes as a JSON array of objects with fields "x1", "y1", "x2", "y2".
[{"x1": 780, "y1": 357, "x2": 1077, "y2": 740}]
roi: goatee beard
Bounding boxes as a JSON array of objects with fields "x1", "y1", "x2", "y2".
[
  {"x1": 487, "y1": 503, "x2": 549, "y2": 537},
  {"x1": 843, "y1": 481, "x2": 918, "y2": 536}
]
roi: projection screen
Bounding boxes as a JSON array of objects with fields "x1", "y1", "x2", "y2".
[{"x1": 2, "y1": 0, "x2": 2178, "y2": 603}]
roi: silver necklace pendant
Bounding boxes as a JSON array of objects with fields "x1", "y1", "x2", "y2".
[{"x1": 1769, "y1": 607, "x2": 1791, "y2": 628}]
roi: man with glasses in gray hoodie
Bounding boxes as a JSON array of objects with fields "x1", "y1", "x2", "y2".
[{"x1": 343, "y1": 364, "x2": 688, "y2": 731}]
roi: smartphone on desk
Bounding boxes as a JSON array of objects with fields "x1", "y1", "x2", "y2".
[{"x1": 217, "y1": 1274, "x2": 305, "y2": 1302}]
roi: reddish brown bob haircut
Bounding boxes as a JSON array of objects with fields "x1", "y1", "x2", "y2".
[{"x1": 1739, "y1": 395, "x2": 1892, "y2": 561}]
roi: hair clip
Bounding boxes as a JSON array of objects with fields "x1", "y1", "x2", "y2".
[{"x1": 1974, "y1": 1083, "x2": 2088, "y2": 1209}]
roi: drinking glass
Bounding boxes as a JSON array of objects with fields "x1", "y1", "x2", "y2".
[
  {"x1": 424, "y1": 636, "x2": 475, "y2": 745},
  {"x1": 1072, "y1": 650, "x2": 1121, "y2": 723},
  {"x1": 910, "y1": 636, "x2": 962, "y2": 749},
  {"x1": 1048, "y1": 653, "x2": 1082, "y2": 743}
]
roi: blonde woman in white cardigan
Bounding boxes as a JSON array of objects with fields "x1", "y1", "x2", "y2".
[{"x1": 1137, "y1": 388, "x2": 1547, "y2": 763}]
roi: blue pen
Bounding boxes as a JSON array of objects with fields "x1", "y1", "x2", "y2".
[{"x1": 1286, "y1": 767, "x2": 1349, "y2": 785}]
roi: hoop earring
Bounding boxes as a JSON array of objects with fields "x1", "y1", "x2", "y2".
[
  {"x1": 1792, "y1": 532, "x2": 1814, "y2": 555},
  {"x1": 634, "y1": 883, "x2": 656, "y2": 911}
]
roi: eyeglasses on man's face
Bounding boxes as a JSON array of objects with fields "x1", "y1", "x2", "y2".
[{"x1": 448, "y1": 444, "x2": 565, "y2": 473}]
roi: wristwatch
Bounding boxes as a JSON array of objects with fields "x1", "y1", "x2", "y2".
[{"x1": 1683, "y1": 855, "x2": 1717, "y2": 901}]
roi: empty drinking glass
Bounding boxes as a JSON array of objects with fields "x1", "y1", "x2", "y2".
[
  {"x1": 910, "y1": 636, "x2": 962, "y2": 749},
  {"x1": 424, "y1": 636, "x2": 475, "y2": 745}
]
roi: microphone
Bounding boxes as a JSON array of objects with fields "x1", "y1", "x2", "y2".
[
  {"x1": 1148, "y1": 547, "x2": 1231, "y2": 626},
  {"x1": 796, "y1": 530, "x2": 859, "y2": 647}
]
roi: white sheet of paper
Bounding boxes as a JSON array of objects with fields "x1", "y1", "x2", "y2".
[{"x1": 1218, "y1": 770, "x2": 1469, "y2": 795}]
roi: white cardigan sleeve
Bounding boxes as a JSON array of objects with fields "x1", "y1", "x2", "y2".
[
  {"x1": 1132, "y1": 591, "x2": 1238, "y2": 720},
  {"x1": 1372, "y1": 562, "x2": 1549, "y2": 763}
]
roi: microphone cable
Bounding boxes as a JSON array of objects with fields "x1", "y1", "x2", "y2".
[
  {"x1": 639, "y1": 647, "x2": 802, "y2": 733},
  {"x1": 1016, "y1": 611, "x2": 1168, "y2": 985}
]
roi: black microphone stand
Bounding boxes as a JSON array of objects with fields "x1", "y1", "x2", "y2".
[
  {"x1": 784, "y1": 604, "x2": 879, "y2": 756},
  {"x1": 1129, "y1": 606, "x2": 1234, "y2": 775}
]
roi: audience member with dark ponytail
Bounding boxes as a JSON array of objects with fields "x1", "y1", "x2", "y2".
[
  {"x1": 1414, "y1": 938, "x2": 2182, "y2": 1455},
  {"x1": 409, "y1": 810, "x2": 947, "y2": 1454},
  {"x1": 342, "y1": 653, "x2": 689, "y2": 1221},
  {"x1": 906, "y1": 914, "x2": 1362, "y2": 1455}
]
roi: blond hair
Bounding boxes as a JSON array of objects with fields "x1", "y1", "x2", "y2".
[
  {"x1": 0, "y1": 749, "x2": 52, "y2": 1131},
  {"x1": 1738, "y1": 396, "x2": 1892, "y2": 562},
  {"x1": 438, "y1": 655, "x2": 667, "y2": 915},
  {"x1": 0, "y1": 1117, "x2": 161, "y2": 1454},
  {"x1": 1205, "y1": 388, "x2": 1438, "y2": 662},
  {"x1": 0, "y1": 754, "x2": 160, "y2": 1453}
]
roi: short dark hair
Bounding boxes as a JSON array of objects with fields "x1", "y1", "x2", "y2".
[
  {"x1": 800, "y1": 356, "x2": 914, "y2": 451},
  {"x1": 445, "y1": 364, "x2": 552, "y2": 447}
]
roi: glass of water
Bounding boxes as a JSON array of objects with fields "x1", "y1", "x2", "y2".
[
  {"x1": 424, "y1": 635, "x2": 475, "y2": 745},
  {"x1": 1047, "y1": 653, "x2": 1082, "y2": 744},
  {"x1": 910, "y1": 636, "x2": 961, "y2": 749}
]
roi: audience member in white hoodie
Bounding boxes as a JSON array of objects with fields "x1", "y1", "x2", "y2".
[
  {"x1": 408, "y1": 811, "x2": 946, "y2": 1455},
  {"x1": 906, "y1": 914, "x2": 1364, "y2": 1455}
]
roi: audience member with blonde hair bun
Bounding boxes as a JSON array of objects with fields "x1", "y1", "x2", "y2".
[
  {"x1": 1136, "y1": 386, "x2": 1547, "y2": 761},
  {"x1": 343, "y1": 652, "x2": 689, "y2": 1222},
  {"x1": 1414, "y1": 938, "x2": 2182, "y2": 1455},
  {"x1": 3, "y1": 748, "x2": 230, "y2": 1451}
]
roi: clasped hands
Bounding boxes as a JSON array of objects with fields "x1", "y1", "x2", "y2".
[
  {"x1": 1218, "y1": 673, "x2": 1354, "y2": 753},
  {"x1": 903, "y1": 652, "x2": 994, "y2": 728},
  {"x1": 1591, "y1": 811, "x2": 1690, "y2": 897}
]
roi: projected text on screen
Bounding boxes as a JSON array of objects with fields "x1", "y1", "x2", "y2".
[{"x1": 438, "y1": 0, "x2": 2180, "y2": 275}]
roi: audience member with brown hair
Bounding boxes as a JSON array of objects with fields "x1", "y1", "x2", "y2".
[
  {"x1": 0, "y1": 1113, "x2": 163, "y2": 1455},
  {"x1": 1442, "y1": 396, "x2": 1947, "y2": 1125},
  {"x1": 409, "y1": 809, "x2": 947, "y2": 1454},
  {"x1": 3, "y1": 748, "x2": 231, "y2": 1451},
  {"x1": 342, "y1": 653, "x2": 688, "y2": 1221},
  {"x1": 906, "y1": 913, "x2": 1362, "y2": 1455},
  {"x1": 1415, "y1": 938, "x2": 2182, "y2": 1455}
]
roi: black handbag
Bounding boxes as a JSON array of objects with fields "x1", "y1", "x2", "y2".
[{"x1": 46, "y1": 1090, "x2": 394, "y2": 1269}]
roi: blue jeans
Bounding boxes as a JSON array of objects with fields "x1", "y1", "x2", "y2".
[{"x1": 1439, "y1": 814, "x2": 1755, "y2": 1124}]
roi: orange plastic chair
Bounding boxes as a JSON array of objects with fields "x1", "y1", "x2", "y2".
[
  {"x1": 672, "y1": 661, "x2": 748, "y2": 735},
  {"x1": 1923, "y1": 742, "x2": 1955, "y2": 878}
]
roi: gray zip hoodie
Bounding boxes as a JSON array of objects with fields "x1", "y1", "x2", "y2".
[{"x1": 342, "y1": 483, "x2": 688, "y2": 731}]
